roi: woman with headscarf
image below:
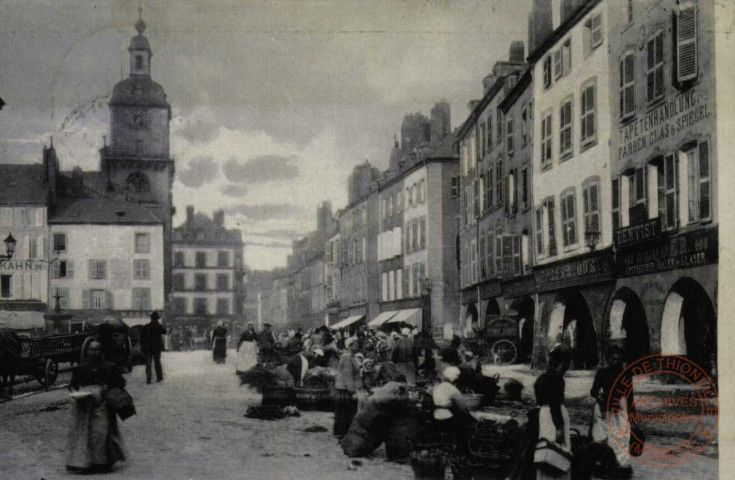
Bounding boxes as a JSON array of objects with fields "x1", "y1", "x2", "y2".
[
  {"x1": 236, "y1": 323, "x2": 258, "y2": 375},
  {"x1": 333, "y1": 337, "x2": 363, "y2": 437},
  {"x1": 506, "y1": 347, "x2": 572, "y2": 480},
  {"x1": 212, "y1": 321, "x2": 228, "y2": 364},
  {"x1": 432, "y1": 366, "x2": 472, "y2": 449},
  {"x1": 66, "y1": 340, "x2": 127, "y2": 474}
]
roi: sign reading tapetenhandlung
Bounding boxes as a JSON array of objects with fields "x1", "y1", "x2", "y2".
[{"x1": 618, "y1": 88, "x2": 711, "y2": 160}]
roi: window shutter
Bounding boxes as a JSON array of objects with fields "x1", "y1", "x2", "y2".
[
  {"x1": 547, "y1": 200, "x2": 557, "y2": 256},
  {"x1": 82, "y1": 290, "x2": 90, "y2": 309},
  {"x1": 535, "y1": 208, "x2": 544, "y2": 256},
  {"x1": 583, "y1": 187, "x2": 590, "y2": 232},
  {"x1": 513, "y1": 235, "x2": 521, "y2": 276},
  {"x1": 544, "y1": 56, "x2": 551, "y2": 87},
  {"x1": 698, "y1": 141, "x2": 711, "y2": 221},
  {"x1": 67, "y1": 261, "x2": 74, "y2": 279},
  {"x1": 568, "y1": 193, "x2": 577, "y2": 245},
  {"x1": 621, "y1": 54, "x2": 636, "y2": 118},
  {"x1": 664, "y1": 154, "x2": 678, "y2": 230},
  {"x1": 501, "y1": 235, "x2": 512, "y2": 278},
  {"x1": 612, "y1": 178, "x2": 621, "y2": 232},
  {"x1": 22, "y1": 235, "x2": 29, "y2": 259},
  {"x1": 560, "y1": 195, "x2": 569, "y2": 246},
  {"x1": 676, "y1": 6, "x2": 698, "y2": 82},
  {"x1": 106, "y1": 291, "x2": 113, "y2": 309},
  {"x1": 52, "y1": 261, "x2": 60, "y2": 279},
  {"x1": 495, "y1": 229, "x2": 503, "y2": 275},
  {"x1": 554, "y1": 50, "x2": 562, "y2": 79},
  {"x1": 590, "y1": 183, "x2": 600, "y2": 233}
]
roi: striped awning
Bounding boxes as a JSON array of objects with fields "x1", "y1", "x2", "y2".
[
  {"x1": 367, "y1": 310, "x2": 399, "y2": 328},
  {"x1": 386, "y1": 308, "x2": 423, "y2": 328},
  {"x1": 330, "y1": 314, "x2": 365, "y2": 330}
]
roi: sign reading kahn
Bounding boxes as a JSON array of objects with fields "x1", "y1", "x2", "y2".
[
  {"x1": 0, "y1": 261, "x2": 47, "y2": 272},
  {"x1": 618, "y1": 89, "x2": 711, "y2": 160}
]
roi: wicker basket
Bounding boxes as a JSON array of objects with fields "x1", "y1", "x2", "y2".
[
  {"x1": 294, "y1": 386, "x2": 333, "y2": 411},
  {"x1": 460, "y1": 393, "x2": 484, "y2": 410}
]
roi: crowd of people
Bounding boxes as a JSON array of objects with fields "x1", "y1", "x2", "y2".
[{"x1": 63, "y1": 313, "x2": 639, "y2": 479}]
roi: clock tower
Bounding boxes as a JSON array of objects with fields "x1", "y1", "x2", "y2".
[{"x1": 101, "y1": 6, "x2": 175, "y2": 307}]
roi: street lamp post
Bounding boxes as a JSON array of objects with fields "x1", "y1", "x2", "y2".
[{"x1": 0, "y1": 233, "x2": 17, "y2": 261}]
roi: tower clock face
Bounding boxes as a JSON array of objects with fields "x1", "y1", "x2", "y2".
[{"x1": 129, "y1": 110, "x2": 148, "y2": 129}]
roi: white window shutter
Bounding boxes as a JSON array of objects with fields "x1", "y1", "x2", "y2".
[
  {"x1": 677, "y1": 6, "x2": 698, "y2": 82},
  {"x1": 67, "y1": 261, "x2": 75, "y2": 279},
  {"x1": 22, "y1": 235, "x2": 29, "y2": 259},
  {"x1": 36, "y1": 208, "x2": 44, "y2": 227},
  {"x1": 698, "y1": 141, "x2": 711, "y2": 221},
  {"x1": 11, "y1": 274, "x2": 21, "y2": 298},
  {"x1": 38, "y1": 235, "x2": 45, "y2": 260}
]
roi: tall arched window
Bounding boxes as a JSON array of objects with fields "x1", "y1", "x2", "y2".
[{"x1": 126, "y1": 172, "x2": 150, "y2": 194}]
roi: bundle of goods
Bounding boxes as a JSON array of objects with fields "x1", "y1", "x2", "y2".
[
  {"x1": 302, "y1": 367, "x2": 336, "y2": 389},
  {"x1": 261, "y1": 385, "x2": 296, "y2": 406},
  {"x1": 244, "y1": 404, "x2": 300, "y2": 421},
  {"x1": 239, "y1": 364, "x2": 294, "y2": 392},
  {"x1": 340, "y1": 382, "x2": 416, "y2": 458},
  {"x1": 463, "y1": 418, "x2": 522, "y2": 471},
  {"x1": 503, "y1": 378, "x2": 524, "y2": 401}
]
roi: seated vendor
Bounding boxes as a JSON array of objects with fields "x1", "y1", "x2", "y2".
[{"x1": 432, "y1": 366, "x2": 472, "y2": 448}]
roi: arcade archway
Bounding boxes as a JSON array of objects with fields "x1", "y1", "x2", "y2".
[
  {"x1": 464, "y1": 304, "x2": 479, "y2": 338},
  {"x1": 661, "y1": 278, "x2": 716, "y2": 374},
  {"x1": 509, "y1": 297, "x2": 535, "y2": 364},
  {"x1": 548, "y1": 289, "x2": 597, "y2": 369},
  {"x1": 609, "y1": 288, "x2": 650, "y2": 364}
]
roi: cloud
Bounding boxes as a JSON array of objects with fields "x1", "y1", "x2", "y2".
[
  {"x1": 172, "y1": 108, "x2": 220, "y2": 145},
  {"x1": 177, "y1": 156, "x2": 219, "y2": 188},
  {"x1": 220, "y1": 184, "x2": 249, "y2": 197},
  {"x1": 223, "y1": 203, "x2": 304, "y2": 221},
  {"x1": 223, "y1": 155, "x2": 299, "y2": 183}
]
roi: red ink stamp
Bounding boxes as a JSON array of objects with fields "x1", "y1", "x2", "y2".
[{"x1": 607, "y1": 354, "x2": 718, "y2": 467}]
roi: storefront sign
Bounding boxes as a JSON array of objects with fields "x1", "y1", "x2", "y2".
[
  {"x1": 618, "y1": 89, "x2": 711, "y2": 161},
  {"x1": 534, "y1": 251, "x2": 613, "y2": 292},
  {"x1": 617, "y1": 227, "x2": 717, "y2": 277},
  {"x1": 0, "y1": 260, "x2": 47, "y2": 272},
  {"x1": 614, "y1": 218, "x2": 661, "y2": 247}
]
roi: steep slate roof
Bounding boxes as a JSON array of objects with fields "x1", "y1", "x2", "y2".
[
  {"x1": 0, "y1": 164, "x2": 49, "y2": 205},
  {"x1": 50, "y1": 198, "x2": 162, "y2": 224},
  {"x1": 173, "y1": 213, "x2": 243, "y2": 245}
]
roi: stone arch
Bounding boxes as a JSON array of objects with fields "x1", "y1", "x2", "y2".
[
  {"x1": 609, "y1": 287, "x2": 650, "y2": 364},
  {"x1": 661, "y1": 277, "x2": 716, "y2": 374},
  {"x1": 549, "y1": 289, "x2": 597, "y2": 369},
  {"x1": 464, "y1": 303, "x2": 479, "y2": 338},
  {"x1": 509, "y1": 296, "x2": 535, "y2": 363}
]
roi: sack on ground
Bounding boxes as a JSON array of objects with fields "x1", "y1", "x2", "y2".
[
  {"x1": 384, "y1": 410, "x2": 419, "y2": 460},
  {"x1": 340, "y1": 401, "x2": 390, "y2": 457}
]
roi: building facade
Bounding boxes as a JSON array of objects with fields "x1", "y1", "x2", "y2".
[
  {"x1": 172, "y1": 207, "x2": 245, "y2": 337},
  {"x1": 607, "y1": 0, "x2": 718, "y2": 374},
  {"x1": 48, "y1": 199, "x2": 164, "y2": 328}
]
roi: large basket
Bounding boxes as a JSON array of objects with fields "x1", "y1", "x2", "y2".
[
  {"x1": 294, "y1": 387, "x2": 333, "y2": 411},
  {"x1": 460, "y1": 393, "x2": 484, "y2": 410}
]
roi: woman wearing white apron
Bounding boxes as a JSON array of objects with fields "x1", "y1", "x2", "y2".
[{"x1": 236, "y1": 323, "x2": 258, "y2": 374}]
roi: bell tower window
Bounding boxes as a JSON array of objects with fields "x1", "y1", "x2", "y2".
[
  {"x1": 135, "y1": 55, "x2": 143, "y2": 70},
  {"x1": 127, "y1": 172, "x2": 151, "y2": 194}
]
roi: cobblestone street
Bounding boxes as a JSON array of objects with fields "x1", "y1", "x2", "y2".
[{"x1": 0, "y1": 351, "x2": 717, "y2": 479}]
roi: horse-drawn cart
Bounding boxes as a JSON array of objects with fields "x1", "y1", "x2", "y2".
[
  {"x1": 467, "y1": 316, "x2": 520, "y2": 365},
  {"x1": 0, "y1": 331, "x2": 89, "y2": 392}
]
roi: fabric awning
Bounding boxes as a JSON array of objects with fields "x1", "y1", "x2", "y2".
[
  {"x1": 122, "y1": 317, "x2": 150, "y2": 327},
  {"x1": 386, "y1": 308, "x2": 423, "y2": 328},
  {"x1": 0, "y1": 310, "x2": 46, "y2": 330},
  {"x1": 330, "y1": 314, "x2": 365, "y2": 330},
  {"x1": 367, "y1": 310, "x2": 399, "y2": 328}
]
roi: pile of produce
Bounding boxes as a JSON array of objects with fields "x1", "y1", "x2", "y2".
[
  {"x1": 239, "y1": 364, "x2": 294, "y2": 391},
  {"x1": 244, "y1": 404, "x2": 300, "y2": 421},
  {"x1": 410, "y1": 447, "x2": 450, "y2": 478},
  {"x1": 302, "y1": 367, "x2": 336, "y2": 389}
]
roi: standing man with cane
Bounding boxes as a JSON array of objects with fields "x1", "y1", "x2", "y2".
[{"x1": 140, "y1": 311, "x2": 166, "y2": 384}]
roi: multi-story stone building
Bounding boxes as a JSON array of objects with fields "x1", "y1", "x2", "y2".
[
  {"x1": 0, "y1": 162, "x2": 52, "y2": 331},
  {"x1": 325, "y1": 216, "x2": 341, "y2": 325},
  {"x1": 607, "y1": 0, "x2": 718, "y2": 374},
  {"x1": 171, "y1": 207, "x2": 245, "y2": 337},
  {"x1": 457, "y1": 44, "x2": 529, "y2": 353},
  {"x1": 48, "y1": 198, "x2": 165, "y2": 328},
  {"x1": 527, "y1": 0, "x2": 617, "y2": 369}
]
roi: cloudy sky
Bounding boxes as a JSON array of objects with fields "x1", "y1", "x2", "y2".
[{"x1": 0, "y1": 0, "x2": 531, "y2": 270}]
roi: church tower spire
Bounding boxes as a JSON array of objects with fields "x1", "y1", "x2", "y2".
[{"x1": 129, "y1": 4, "x2": 152, "y2": 77}]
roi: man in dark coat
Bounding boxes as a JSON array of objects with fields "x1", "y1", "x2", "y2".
[
  {"x1": 257, "y1": 323, "x2": 276, "y2": 363},
  {"x1": 140, "y1": 312, "x2": 166, "y2": 384}
]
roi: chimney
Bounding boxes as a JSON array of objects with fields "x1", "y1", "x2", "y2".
[
  {"x1": 561, "y1": 0, "x2": 592, "y2": 24},
  {"x1": 186, "y1": 205, "x2": 194, "y2": 229},
  {"x1": 430, "y1": 101, "x2": 451, "y2": 145},
  {"x1": 509, "y1": 41, "x2": 525, "y2": 63},
  {"x1": 530, "y1": 0, "x2": 553, "y2": 53},
  {"x1": 213, "y1": 209, "x2": 225, "y2": 228}
]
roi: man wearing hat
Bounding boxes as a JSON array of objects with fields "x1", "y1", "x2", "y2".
[
  {"x1": 139, "y1": 311, "x2": 166, "y2": 384},
  {"x1": 257, "y1": 323, "x2": 277, "y2": 363}
]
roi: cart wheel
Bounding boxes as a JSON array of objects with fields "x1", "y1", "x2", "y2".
[
  {"x1": 491, "y1": 339, "x2": 518, "y2": 365},
  {"x1": 44, "y1": 359, "x2": 58, "y2": 387},
  {"x1": 80, "y1": 336, "x2": 94, "y2": 363}
]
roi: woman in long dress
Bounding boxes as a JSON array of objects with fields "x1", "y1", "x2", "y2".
[
  {"x1": 236, "y1": 323, "x2": 258, "y2": 374},
  {"x1": 506, "y1": 347, "x2": 572, "y2": 480},
  {"x1": 333, "y1": 337, "x2": 362, "y2": 437},
  {"x1": 212, "y1": 321, "x2": 228, "y2": 364},
  {"x1": 66, "y1": 340, "x2": 127, "y2": 474}
]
